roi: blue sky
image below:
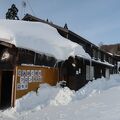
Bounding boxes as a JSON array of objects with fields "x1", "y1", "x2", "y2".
[{"x1": 0, "y1": 0, "x2": 120, "y2": 45}]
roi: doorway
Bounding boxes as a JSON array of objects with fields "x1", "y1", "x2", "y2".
[{"x1": 0, "y1": 71, "x2": 13, "y2": 109}]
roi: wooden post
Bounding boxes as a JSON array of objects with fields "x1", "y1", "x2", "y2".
[
  {"x1": 11, "y1": 68, "x2": 17, "y2": 107},
  {"x1": 0, "y1": 71, "x2": 2, "y2": 107}
]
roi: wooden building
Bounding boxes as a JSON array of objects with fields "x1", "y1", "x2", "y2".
[
  {"x1": 0, "y1": 14, "x2": 119, "y2": 109},
  {"x1": 23, "y1": 14, "x2": 119, "y2": 79},
  {"x1": 0, "y1": 42, "x2": 59, "y2": 108},
  {"x1": 0, "y1": 19, "x2": 89, "y2": 108}
]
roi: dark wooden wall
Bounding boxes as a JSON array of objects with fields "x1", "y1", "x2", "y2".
[{"x1": 17, "y1": 48, "x2": 57, "y2": 67}]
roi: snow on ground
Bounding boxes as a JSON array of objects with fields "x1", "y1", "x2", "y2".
[{"x1": 0, "y1": 74, "x2": 120, "y2": 120}]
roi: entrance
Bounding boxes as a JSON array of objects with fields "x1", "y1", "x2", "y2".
[{"x1": 0, "y1": 71, "x2": 13, "y2": 109}]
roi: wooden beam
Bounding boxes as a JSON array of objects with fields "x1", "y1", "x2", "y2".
[{"x1": 0, "y1": 41, "x2": 13, "y2": 48}]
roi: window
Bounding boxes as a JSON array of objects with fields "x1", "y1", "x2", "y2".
[
  {"x1": 105, "y1": 68, "x2": 110, "y2": 79},
  {"x1": 95, "y1": 50, "x2": 98, "y2": 60},
  {"x1": 98, "y1": 51, "x2": 101, "y2": 60},
  {"x1": 92, "y1": 49, "x2": 95, "y2": 58},
  {"x1": 86, "y1": 65, "x2": 94, "y2": 80}
]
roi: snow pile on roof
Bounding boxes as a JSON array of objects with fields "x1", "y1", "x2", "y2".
[
  {"x1": 14, "y1": 74, "x2": 120, "y2": 113},
  {"x1": 0, "y1": 20, "x2": 90, "y2": 60},
  {"x1": 92, "y1": 59, "x2": 114, "y2": 67}
]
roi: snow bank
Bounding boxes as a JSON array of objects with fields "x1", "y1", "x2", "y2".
[
  {"x1": 50, "y1": 87, "x2": 75, "y2": 106},
  {"x1": 75, "y1": 74, "x2": 120, "y2": 100},
  {"x1": 0, "y1": 20, "x2": 90, "y2": 60},
  {"x1": 15, "y1": 84, "x2": 75, "y2": 112},
  {"x1": 15, "y1": 84, "x2": 60, "y2": 112},
  {"x1": 15, "y1": 74, "x2": 120, "y2": 113}
]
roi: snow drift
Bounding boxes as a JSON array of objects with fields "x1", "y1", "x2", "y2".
[
  {"x1": 15, "y1": 74, "x2": 120, "y2": 113},
  {"x1": 0, "y1": 74, "x2": 120, "y2": 120}
]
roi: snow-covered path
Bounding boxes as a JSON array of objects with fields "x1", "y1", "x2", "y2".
[
  {"x1": 18, "y1": 86, "x2": 120, "y2": 120},
  {"x1": 0, "y1": 74, "x2": 120, "y2": 120}
]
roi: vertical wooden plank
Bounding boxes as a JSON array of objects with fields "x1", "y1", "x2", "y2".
[
  {"x1": 11, "y1": 67, "x2": 17, "y2": 107},
  {"x1": 11, "y1": 68, "x2": 16, "y2": 107}
]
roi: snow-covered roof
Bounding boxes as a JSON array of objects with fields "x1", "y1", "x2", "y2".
[
  {"x1": 0, "y1": 19, "x2": 90, "y2": 60},
  {"x1": 92, "y1": 59, "x2": 114, "y2": 67}
]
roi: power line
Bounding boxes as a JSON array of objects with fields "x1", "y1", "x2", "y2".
[
  {"x1": 21, "y1": 1, "x2": 26, "y2": 18},
  {"x1": 26, "y1": 0, "x2": 36, "y2": 16}
]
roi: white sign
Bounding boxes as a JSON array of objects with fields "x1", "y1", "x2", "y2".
[{"x1": 17, "y1": 69, "x2": 43, "y2": 90}]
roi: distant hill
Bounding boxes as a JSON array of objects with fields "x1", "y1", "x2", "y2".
[{"x1": 100, "y1": 43, "x2": 120, "y2": 55}]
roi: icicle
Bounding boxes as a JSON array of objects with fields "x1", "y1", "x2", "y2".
[{"x1": 34, "y1": 52, "x2": 36, "y2": 65}]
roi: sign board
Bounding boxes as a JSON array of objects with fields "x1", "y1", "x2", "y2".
[
  {"x1": 16, "y1": 67, "x2": 43, "y2": 91},
  {"x1": 15, "y1": 65, "x2": 59, "y2": 99}
]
